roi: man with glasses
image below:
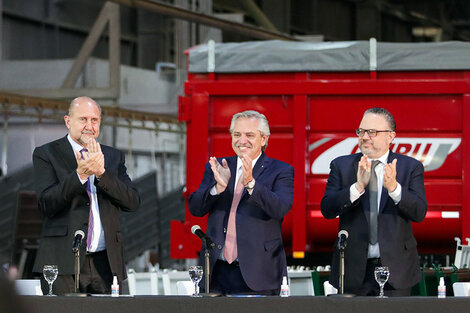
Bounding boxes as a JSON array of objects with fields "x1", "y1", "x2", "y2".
[{"x1": 321, "y1": 107, "x2": 427, "y2": 296}]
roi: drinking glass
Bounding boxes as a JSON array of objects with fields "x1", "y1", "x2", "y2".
[
  {"x1": 374, "y1": 266, "x2": 390, "y2": 298},
  {"x1": 188, "y1": 265, "x2": 203, "y2": 297},
  {"x1": 43, "y1": 265, "x2": 58, "y2": 296}
]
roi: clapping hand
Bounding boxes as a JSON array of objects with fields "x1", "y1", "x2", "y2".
[
  {"x1": 240, "y1": 154, "x2": 253, "y2": 186},
  {"x1": 384, "y1": 159, "x2": 398, "y2": 192},
  {"x1": 356, "y1": 155, "x2": 372, "y2": 193},
  {"x1": 76, "y1": 138, "x2": 105, "y2": 180},
  {"x1": 209, "y1": 157, "x2": 231, "y2": 194}
]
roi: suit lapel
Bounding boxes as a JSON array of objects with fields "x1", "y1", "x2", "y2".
[
  {"x1": 252, "y1": 153, "x2": 267, "y2": 179},
  {"x1": 55, "y1": 136, "x2": 78, "y2": 172}
]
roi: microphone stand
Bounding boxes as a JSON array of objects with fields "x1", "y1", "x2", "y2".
[
  {"x1": 201, "y1": 238, "x2": 214, "y2": 296},
  {"x1": 74, "y1": 249, "x2": 80, "y2": 293},
  {"x1": 339, "y1": 245, "x2": 345, "y2": 294},
  {"x1": 204, "y1": 246, "x2": 210, "y2": 295},
  {"x1": 65, "y1": 241, "x2": 88, "y2": 296},
  {"x1": 199, "y1": 238, "x2": 220, "y2": 297},
  {"x1": 330, "y1": 240, "x2": 355, "y2": 297}
]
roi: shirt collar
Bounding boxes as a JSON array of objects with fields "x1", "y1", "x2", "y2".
[
  {"x1": 368, "y1": 150, "x2": 390, "y2": 165},
  {"x1": 67, "y1": 134, "x2": 86, "y2": 153}
]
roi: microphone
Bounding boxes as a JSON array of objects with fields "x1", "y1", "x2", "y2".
[
  {"x1": 337, "y1": 230, "x2": 349, "y2": 251},
  {"x1": 191, "y1": 225, "x2": 215, "y2": 249},
  {"x1": 72, "y1": 230, "x2": 85, "y2": 253}
]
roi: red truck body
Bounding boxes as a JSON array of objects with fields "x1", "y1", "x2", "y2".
[{"x1": 171, "y1": 40, "x2": 470, "y2": 260}]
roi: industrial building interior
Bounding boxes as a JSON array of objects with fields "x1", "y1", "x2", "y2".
[{"x1": 1, "y1": 0, "x2": 469, "y2": 283}]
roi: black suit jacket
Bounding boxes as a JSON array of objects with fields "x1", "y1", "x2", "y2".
[
  {"x1": 189, "y1": 153, "x2": 294, "y2": 291},
  {"x1": 321, "y1": 151, "x2": 427, "y2": 291},
  {"x1": 32, "y1": 136, "x2": 140, "y2": 283}
]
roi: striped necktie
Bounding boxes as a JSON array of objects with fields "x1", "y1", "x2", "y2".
[{"x1": 80, "y1": 148, "x2": 93, "y2": 249}]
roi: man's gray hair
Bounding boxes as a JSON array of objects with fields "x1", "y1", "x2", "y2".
[{"x1": 229, "y1": 110, "x2": 270, "y2": 151}]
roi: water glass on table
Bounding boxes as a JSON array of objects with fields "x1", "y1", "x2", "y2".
[
  {"x1": 188, "y1": 265, "x2": 203, "y2": 297},
  {"x1": 43, "y1": 265, "x2": 58, "y2": 296},
  {"x1": 374, "y1": 266, "x2": 390, "y2": 298}
]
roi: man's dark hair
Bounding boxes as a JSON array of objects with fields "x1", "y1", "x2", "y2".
[{"x1": 364, "y1": 107, "x2": 396, "y2": 131}]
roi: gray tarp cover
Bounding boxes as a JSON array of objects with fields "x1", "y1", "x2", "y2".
[{"x1": 188, "y1": 40, "x2": 470, "y2": 73}]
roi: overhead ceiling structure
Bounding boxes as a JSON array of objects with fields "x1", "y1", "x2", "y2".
[
  {"x1": 1, "y1": 0, "x2": 469, "y2": 121},
  {"x1": 109, "y1": 0, "x2": 298, "y2": 41},
  {"x1": 0, "y1": 91, "x2": 181, "y2": 132},
  {"x1": 211, "y1": 0, "x2": 470, "y2": 42}
]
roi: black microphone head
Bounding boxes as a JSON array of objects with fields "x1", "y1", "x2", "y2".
[
  {"x1": 338, "y1": 230, "x2": 349, "y2": 238},
  {"x1": 191, "y1": 225, "x2": 201, "y2": 234},
  {"x1": 75, "y1": 230, "x2": 85, "y2": 237}
]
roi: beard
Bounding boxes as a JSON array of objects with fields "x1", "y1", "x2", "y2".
[{"x1": 359, "y1": 141, "x2": 373, "y2": 156}]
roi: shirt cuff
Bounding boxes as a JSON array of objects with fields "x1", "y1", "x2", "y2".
[
  {"x1": 77, "y1": 172, "x2": 87, "y2": 184},
  {"x1": 388, "y1": 182, "x2": 402, "y2": 204},
  {"x1": 350, "y1": 183, "x2": 364, "y2": 203},
  {"x1": 210, "y1": 185, "x2": 218, "y2": 195}
]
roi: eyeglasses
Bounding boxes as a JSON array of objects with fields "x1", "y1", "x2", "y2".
[{"x1": 355, "y1": 128, "x2": 393, "y2": 137}]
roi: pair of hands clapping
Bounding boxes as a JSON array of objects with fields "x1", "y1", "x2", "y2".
[
  {"x1": 209, "y1": 155, "x2": 253, "y2": 194},
  {"x1": 356, "y1": 155, "x2": 398, "y2": 193},
  {"x1": 76, "y1": 138, "x2": 105, "y2": 180}
]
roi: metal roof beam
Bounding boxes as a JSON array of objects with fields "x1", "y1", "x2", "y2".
[{"x1": 109, "y1": 0, "x2": 298, "y2": 41}]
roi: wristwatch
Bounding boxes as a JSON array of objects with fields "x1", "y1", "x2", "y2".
[{"x1": 245, "y1": 179, "x2": 255, "y2": 191}]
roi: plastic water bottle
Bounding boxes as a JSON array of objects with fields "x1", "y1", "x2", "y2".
[
  {"x1": 111, "y1": 275, "x2": 119, "y2": 297},
  {"x1": 437, "y1": 277, "x2": 446, "y2": 298},
  {"x1": 280, "y1": 276, "x2": 289, "y2": 297}
]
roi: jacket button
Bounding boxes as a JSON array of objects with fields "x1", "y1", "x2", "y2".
[
  {"x1": 217, "y1": 245, "x2": 222, "y2": 249},
  {"x1": 86, "y1": 202, "x2": 90, "y2": 206}
]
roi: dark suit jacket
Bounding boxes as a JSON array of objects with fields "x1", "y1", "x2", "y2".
[
  {"x1": 189, "y1": 153, "x2": 294, "y2": 291},
  {"x1": 321, "y1": 151, "x2": 427, "y2": 291},
  {"x1": 32, "y1": 136, "x2": 140, "y2": 283}
]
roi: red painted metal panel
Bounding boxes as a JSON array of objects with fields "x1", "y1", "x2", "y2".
[
  {"x1": 308, "y1": 95, "x2": 463, "y2": 132},
  {"x1": 462, "y1": 93, "x2": 470, "y2": 240},
  {"x1": 210, "y1": 96, "x2": 294, "y2": 129},
  {"x1": 190, "y1": 79, "x2": 470, "y2": 96},
  {"x1": 292, "y1": 95, "x2": 307, "y2": 257},
  {"x1": 173, "y1": 66, "x2": 470, "y2": 259}
]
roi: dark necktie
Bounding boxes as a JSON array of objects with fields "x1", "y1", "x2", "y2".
[
  {"x1": 80, "y1": 148, "x2": 93, "y2": 249},
  {"x1": 369, "y1": 160, "x2": 380, "y2": 245}
]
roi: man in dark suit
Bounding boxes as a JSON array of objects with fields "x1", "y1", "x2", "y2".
[
  {"x1": 32, "y1": 96, "x2": 140, "y2": 295},
  {"x1": 189, "y1": 110, "x2": 294, "y2": 295},
  {"x1": 321, "y1": 107, "x2": 427, "y2": 296}
]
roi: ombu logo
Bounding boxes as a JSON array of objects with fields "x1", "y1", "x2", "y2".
[{"x1": 310, "y1": 137, "x2": 461, "y2": 175}]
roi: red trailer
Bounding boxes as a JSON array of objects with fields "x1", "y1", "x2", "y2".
[{"x1": 171, "y1": 40, "x2": 470, "y2": 261}]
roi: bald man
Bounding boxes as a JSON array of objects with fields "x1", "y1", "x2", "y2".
[{"x1": 32, "y1": 97, "x2": 140, "y2": 295}]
